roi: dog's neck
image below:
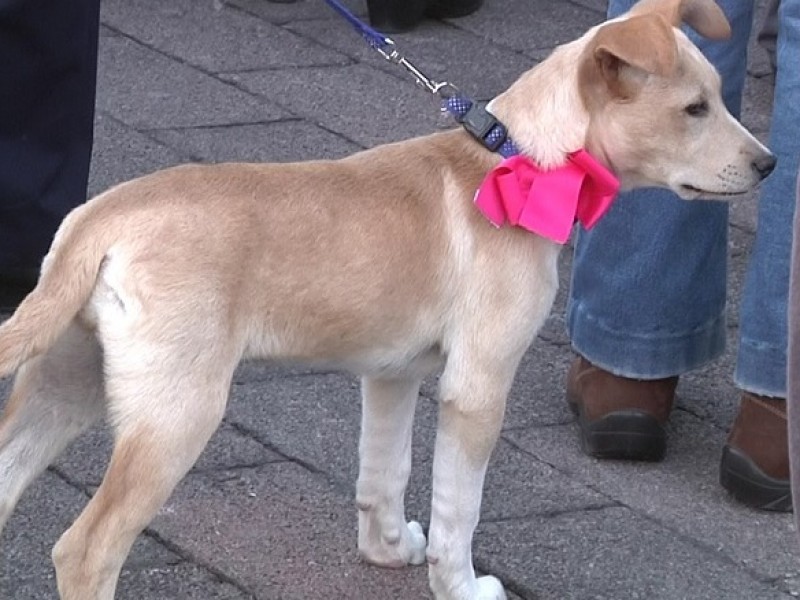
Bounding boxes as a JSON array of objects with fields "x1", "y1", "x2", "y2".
[{"x1": 489, "y1": 41, "x2": 591, "y2": 170}]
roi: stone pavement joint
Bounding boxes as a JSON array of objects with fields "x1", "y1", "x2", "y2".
[
  {"x1": 224, "y1": 418, "x2": 333, "y2": 477},
  {"x1": 138, "y1": 528, "x2": 258, "y2": 599}
]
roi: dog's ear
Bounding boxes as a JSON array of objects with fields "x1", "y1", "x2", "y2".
[
  {"x1": 580, "y1": 14, "x2": 677, "y2": 103},
  {"x1": 628, "y1": 0, "x2": 731, "y2": 40}
]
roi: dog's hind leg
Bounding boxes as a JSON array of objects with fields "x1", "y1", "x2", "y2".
[
  {"x1": 356, "y1": 375, "x2": 427, "y2": 568},
  {"x1": 0, "y1": 322, "x2": 104, "y2": 535},
  {"x1": 51, "y1": 340, "x2": 236, "y2": 600}
]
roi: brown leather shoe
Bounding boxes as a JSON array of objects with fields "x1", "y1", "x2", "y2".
[
  {"x1": 719, "y1": 393, "x2": 792, "y2": 512},
  {"x1": 566, "y1": 357, "x2": 678, "y2": 461}
]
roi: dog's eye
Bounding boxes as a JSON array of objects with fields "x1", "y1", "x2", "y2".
[{"x1": 685, "y1": 101, "x2": 709, "y2": 117}]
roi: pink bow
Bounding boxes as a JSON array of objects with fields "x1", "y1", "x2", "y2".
[{"x1": 474, "y1": 149, "x2": 620, "y2": 244}]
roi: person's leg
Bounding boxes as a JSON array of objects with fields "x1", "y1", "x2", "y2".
[
  {"x1": 565, "y1": 0, "x2": 753, "y2": 459},
  {"x1": 721, "y1": 0, "x2": 799, "y2": 512},
  {"x1": 735, "y1": 0, "x2": 799, "y2": 400},
  {"x1": 788, "y1": 166, "x2": 800, "y2": 522},
  {"x1": 0, "y1": 0, "x2": 100, "y2": 308}
]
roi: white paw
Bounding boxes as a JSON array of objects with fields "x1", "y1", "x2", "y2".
[
  {"x1": 359, "y1": 520, "x2": 427, "y2": 568},
  {"x1": 476, "y1": 575, "x2": 506, "y2": 600},
  {"x1": 405, "y1": 521, "x2": 427, "y2": 565},
  {"x1": 429, "y1": 571, "x2": 507, "y2": 600}
]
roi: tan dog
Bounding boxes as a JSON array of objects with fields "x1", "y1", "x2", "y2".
[{"x1": 0, "y1": 0, "x2": 774, "y2": 599}]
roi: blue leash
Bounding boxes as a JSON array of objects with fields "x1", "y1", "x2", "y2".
[
  {"x1": 322, "y1": 0, "x2": 519, "y2": 158},
  {"x1": 323, "y1": 0, "x2": 391, "y2": 53},
  {"x1": 323, "y1": 0, "x2": 456, "y2": 97}
]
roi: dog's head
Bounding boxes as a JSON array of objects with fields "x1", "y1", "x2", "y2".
[{"x1": 578, "y1": 0, "x2": 774, "y2": 199}]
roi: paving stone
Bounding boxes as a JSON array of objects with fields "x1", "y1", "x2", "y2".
[
  {"x1": 741, "y1": 65, "x2": 775, "y2": 138},
  {"x1": 226, "y1": 372, "x2": 607, "y2": 525},
  {"x1": 223, "y1": 64, "x2": 444, "y2": 147},
  {"x1": 677, "y1": 354, "x2": 742, "y2": 430},
  {"x1": 97, "y1": 35, "x2": 284, "y2": 129},
  {"x1": 230, "y1": 0, "x2": 367, "y2": 25},
  {"x1": 474, "y1": 506, "x2": 789, "y2": 600},
  {"x1": 54, "y1": 422, "x2": 285, "y2": 489},
  {"x1": 226, "y1": 371, "x2": 438, "y2": 519},
  {"x1": 101, "y1": 0, "x2": 349, "y2": 73},
  {"x1": 447, "y1": 0, "x2": 604, "y2": 59},
  {"x1": 501, "y1": 341, "x2": 578, "y2": 429},
  {"x1": 569, "y1": 0, "x2": 607, "y2": 12},
  {"x1": 1, "y1": 471, "x2": 244, "y2": 599},
  {"x1": 287, "y1": 17, "x2": 535, "y2": 101},
  {"x1": 149, "y1": 120, "x2": 363, "y2": 164},
  {"x1": 729, "y1": 186, "x2": 760, "y2": 237},
  {"x1": 89, "y1": 111, "x2": 187, "y2": 197},
  {"x1": 676, "y1": 320, "x2": 746, "y2": 431},
  {"x1": 150, "y1": 462, "x2": 434, "y2": 599},
  {"x1": 116, "y1": 561, "x2": 253, "y2": 600},
  {"x1": 0, "y1": 472, "x2": 83, "y2": 598},
  {"x1": 504, "y1": 412, "x2": 800, "y2": 592}
]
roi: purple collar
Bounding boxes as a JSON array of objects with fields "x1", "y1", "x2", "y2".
[{"x1": 444, "y1": 95, "x2": 520, "y2": 158}]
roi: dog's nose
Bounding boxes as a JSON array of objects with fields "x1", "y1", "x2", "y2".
[{"x1": 752, "y1": 154, "x2": 777, "y2": 180}]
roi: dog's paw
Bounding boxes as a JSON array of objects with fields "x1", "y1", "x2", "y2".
[
  {"x1": 359, "y1": 520, "x2": 427, "y2": 568},
  {"x1": 476, "y1": 576, "x2": 506, "y2": 600},
  {"x1": 404, "y1": 521, "x2": 427, "y2": 564},
  {"x1": 429, "y1": 573, "x2": 507, "y2": 600}
]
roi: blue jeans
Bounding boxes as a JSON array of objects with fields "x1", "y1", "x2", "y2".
[{"x1": 566, "y1": 0, "x2": 800, "y2": 397}]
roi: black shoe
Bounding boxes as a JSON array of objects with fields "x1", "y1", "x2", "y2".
[
  {"x1": 426, "y1": 0, "x2": 483, "y2": 19},
  {"x1": 367, "y1": 0, "x2": 483, "y2": 33},
  {"x1": 0, "y1": 268, "x2": 38, "y2": 313},
  {"x1": 367, "y1": 0, "x2": 427, "y2": 33}
]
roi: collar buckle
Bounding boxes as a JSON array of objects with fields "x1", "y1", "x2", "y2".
[{"x1": 460, "y1": 101, "x2": 507, "y2": 152}]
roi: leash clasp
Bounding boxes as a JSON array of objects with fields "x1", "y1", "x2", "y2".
[{"x1": 376, "y1": 38, "x2": 458, "y2": 98}]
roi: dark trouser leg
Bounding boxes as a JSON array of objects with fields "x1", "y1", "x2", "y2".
[{"x1": 0, "y1": 0, "x2": 100, "y2": 275}]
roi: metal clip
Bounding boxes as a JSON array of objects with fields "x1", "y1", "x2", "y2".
[{"x1": 375, "y1": 38, "x2": 458, "y2": 99}]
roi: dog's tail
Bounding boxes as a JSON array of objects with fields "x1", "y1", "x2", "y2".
[{"x1": 0, "y1": 201, "x2": 115, "y2": 377}]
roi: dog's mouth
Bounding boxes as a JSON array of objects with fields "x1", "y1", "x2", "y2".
[{"x1": 679, "y1": 184, "x2": 749, "y2": 199}]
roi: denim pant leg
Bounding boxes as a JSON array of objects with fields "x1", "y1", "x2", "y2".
[
  {"x1": 565, "y1": 0, "x2": 754, "y2": 379},
  {"x1": 789, "y1": 166, "x2": 800, "y2": 519},
  {"x1": 735, "y1": 0, "x2": 800, "y2": 397}
]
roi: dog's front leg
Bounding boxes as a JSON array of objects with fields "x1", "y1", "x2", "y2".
[
  {"x1": 427, "y1": 365, "x2": 511, "y2": 600},
  {"x1": 356, "y1": 375, "x2": 427, "y2": 568}
]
